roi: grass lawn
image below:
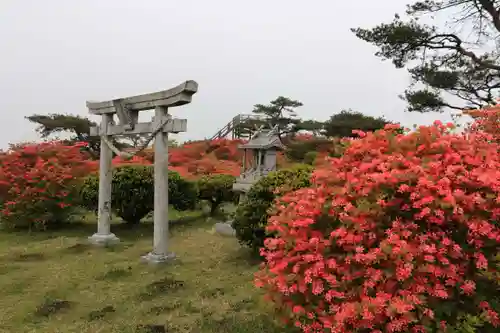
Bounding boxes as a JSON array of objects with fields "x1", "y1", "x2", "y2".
[{"x1": 0, "y1": 210, "x2": 291, "y2": 333}]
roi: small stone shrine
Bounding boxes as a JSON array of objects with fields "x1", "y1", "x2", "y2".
[
  {"x1": 214, "y1": 126, "x2": 284, "y2": 237},
  {"x1": 232, "y1": 126, "x2": 285, "y2": 201}
]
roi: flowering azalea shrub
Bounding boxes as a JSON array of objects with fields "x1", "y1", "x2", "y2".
[
  {"x1": 169, "y1": 139, "x2": 242, "y2": 165},
  {"x1": 0, "y1": 141, "x2": 94, "y2": 230},
  {"x1": 209, "y1": 138, "x2": 242, "y2": 161},
  {"x1": 256, "y1": 119, "x2": 500, "y2": 332},
  {"x1": 465, "y1": 105, "x2": 500, "y2": 142},
  {"x1": 168, "y1": 139, "x2": 243, "y2": 179},
  {"x1": 185, "y1": 156, "x2": 241, "y2": 178},
  {"x1": 168, "y1": 138, "x2": 302, "y2": 179},
  {"x1": 112, "y1": 154, "x2": 152, "y2": 166}
]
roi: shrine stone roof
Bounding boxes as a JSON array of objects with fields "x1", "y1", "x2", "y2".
[{"x1": 238, "y1": 129, "x2": 285, "y2": 150}]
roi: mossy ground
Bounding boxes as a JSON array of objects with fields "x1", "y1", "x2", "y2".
[{"x1": 0, "y1": 210, "x2": 292, "y2": 333}]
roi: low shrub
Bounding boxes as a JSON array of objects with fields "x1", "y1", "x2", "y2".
[
  {"x1": 197, "y1": 174, "x2": 236, "y2": 216},
  {"x1": 302, "y1": 151, "x2": 317, "y2": 165},
  {"x1": 80, "y1": 165, "x2": 154, "y2": 224},
  {"x1": 232, "y1": 164, "x2": 313, "y2": 255},
  {"x1": 465, "y1": 105, "x2": 500, "y2": 143},
  {"x1": 0, "y1": 141, "x2": 94, "y2": 230},
  {"x1": 168, "y1": 171, "x2": 198, "y2": 211},
  {"x1": 285, "y1": 138, "x2": 333, "y2": 163},
  {"x1": 257, "y1": 120, "x2": 500, "y2": 332},
  {"x1": 80, "y1": 166, "x2": 198, "y2": 224}
]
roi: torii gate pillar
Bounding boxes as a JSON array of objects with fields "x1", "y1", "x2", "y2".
[
  {"x1": 85, "y1": 80, "x2": 198, "y2": 264},
  {"x1": 147, "y1": 105, "x2": 172, "y2": 263}
]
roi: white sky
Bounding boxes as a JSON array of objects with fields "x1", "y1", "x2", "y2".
[{"x1": 0, "y1": 0, "x2": 457, "y2": 148}]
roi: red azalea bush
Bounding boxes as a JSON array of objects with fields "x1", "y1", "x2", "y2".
[
  {"x1": 112, "y1": 154, "x2": 152, "y2": 166},
  {"x1": 256, "y1": 117, "x2": 500, "y2": 332},
  {"x1": 169, "y1": 139, "x2": 242, "y2": 165},
  {"x1": 0, "y1": 141, "x2": 95, "y2": 230},
  {"x1": 170, "y1": 156, "x2": 241, "y2": 180},
  {"x1": 210, "y1": 138, "x2": 243, "y2": 161},
  {"x1": 168, "y1": 138, "x2": 301, "y2": 178},
  {"x1": 168, "y1": 139, "x2": 242, "y2": 179},
  {"x1": 465, "y1": 105, "x2": 500, "y2": 142},
  {"x1": 169, "y1": 141, "x2": 210, "y2": 166}
]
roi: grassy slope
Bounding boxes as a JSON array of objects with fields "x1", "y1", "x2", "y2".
[{"x1": 0, "y1": 211, "x2": 290, "y2": 333}]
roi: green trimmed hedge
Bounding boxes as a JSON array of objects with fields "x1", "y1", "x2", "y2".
[
  {"x1": 232, "y1": 164, "x2": 313, "y2": 254},
  {"x1": 197, "y1": 174, "x2": 237, "y2": 216},
  {"x1": 79, "y1": 165, "x2": 198, "y2": 224}
]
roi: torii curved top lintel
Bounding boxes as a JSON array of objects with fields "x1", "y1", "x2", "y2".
[{"x1": 86, "y1": 80, "x2": 198, "y2": 115}]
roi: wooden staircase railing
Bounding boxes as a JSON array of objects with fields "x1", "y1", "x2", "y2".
[{"x1": 210, "y1": 114, "x2": 264, "y2": 140}]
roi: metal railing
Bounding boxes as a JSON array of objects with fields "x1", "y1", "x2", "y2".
[{"x1": 210, "y1": 114, "x2": 265, "y2": 140}]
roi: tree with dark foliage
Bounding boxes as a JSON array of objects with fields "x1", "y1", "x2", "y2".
[
  {"x1": 26, "y1": 114, "x2": 100, "y2": 157},
  {"x1": 235, "y1": 117, "x2": 265, "y2": 139},
  {"x1": 251, "y1": 96, "x2": 303, "y2": 134},
  {"x1": 26, "y1": 113, "x2": 148, "y2": 158},
  {"x1": 322, "y1": 109, "x2": 391, "y2": 138},
  {"x1": 294, "y1": 119, "x2": 325, "y2": 136},
  {"x1": 353, "y1": 0, "x2": 500, "y2": 113}
]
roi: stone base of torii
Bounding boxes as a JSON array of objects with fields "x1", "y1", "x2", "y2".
[{"x1": 85, "y1": 80, "x2": 198, "y2": 264}]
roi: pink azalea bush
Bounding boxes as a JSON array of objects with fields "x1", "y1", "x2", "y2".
[{"x1": 256, "y1": 110, "x2": 500, "y2": 332}]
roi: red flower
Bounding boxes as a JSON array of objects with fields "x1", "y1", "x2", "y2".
[
  {"x1": 255, "y1": 108, "x2": 500, "y2": 332},
  {"x1": 0, "y1": 141, "x2": 95, "y2": 229}
]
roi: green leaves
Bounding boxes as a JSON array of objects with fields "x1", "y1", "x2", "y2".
[
  {"x1": 167, "y1": 171, "x2": 198, "y2": 212},
  {"x1": 25, "y1": 114, "x2": 101, "y2": 158},
  {"x1": 110, "y1": 165, "x2": 154, "y2": 224},
  {"x1": 403, "y1": 89, "x2": 447, "y2": 113},
  {"x1": 322, "y1": 110, "x2": 391, "y2": 138},
  {"x1": 251, "y1": 96, "x2": 303, "y2": 135},
  {"x1": 79, "y1": 166, "x2": 198, "y2": 224},
  {"x1": 233, "y1": 164, "x2": 313, "y2": 255},
  {"x1": 352, "y1": 19, "x2": 433, "y2": 68},
  {"x1": 352, "y1": 0, "x2": 500, "y2": 112},
  {"x1": 197, "y1": 174, "x2": 236, "y2": 215}
]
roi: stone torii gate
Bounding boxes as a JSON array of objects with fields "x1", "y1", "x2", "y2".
[{"x1": 86, "y1": 80, "x2": 198, "y2": 264}]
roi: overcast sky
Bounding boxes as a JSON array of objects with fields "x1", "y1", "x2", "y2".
[{"x1": 0, "y1": 0, "x2": 456, "y2": 149}]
